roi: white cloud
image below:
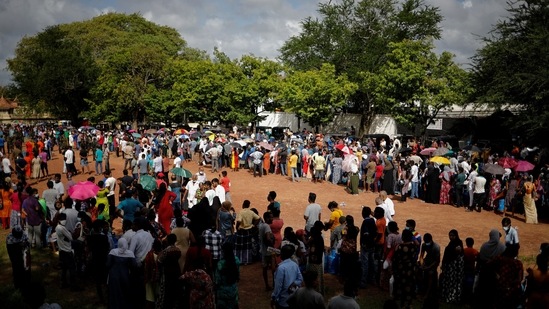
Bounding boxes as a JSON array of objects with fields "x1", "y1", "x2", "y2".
[{"x1": 0, "y1": 0, "x2": 512, "y2": 85}]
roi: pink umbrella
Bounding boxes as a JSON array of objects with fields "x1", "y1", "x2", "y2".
[
  {"x1": 514, "y1": 160, "x2": 535, "y2": 172},
  {"x1": 68, "y1": 181, "x2": 100, "y2": 200},
  {"x1": 128, "y1": 129, "x2": 136, "y2": 133},
  {"x1": 420, "y1": 147, "x2": 437, "y2": 155}
]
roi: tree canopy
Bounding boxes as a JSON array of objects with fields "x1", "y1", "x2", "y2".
[{"x1": 471, "y1": 0, "x2": 549, "y2": 143}]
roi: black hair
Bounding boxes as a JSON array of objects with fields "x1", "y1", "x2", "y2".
[
  {"x1": 221, "y1": 242, "x2": 239, "y2": 284},
  {"x1": 362, "y1": 206, "x2": 372, "y2": 218},
  {"x1": 308, "y1": 192, "x2": 316, "y2": 202},
  {"x1": 402, "y1": 229, "x2": 413, "y2": 242},
  {"x1": 166, "y1": 234, "x2": 177, "y2": 245},
  {"x1": 466, "y1": 237, "x2": 474, "y2": 247}
]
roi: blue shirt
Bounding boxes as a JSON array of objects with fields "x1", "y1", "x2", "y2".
[
  {"x1": 95, "y1": 149, "x2": 103, "y2": 162},
  {"x1": 272, "y1": 258, "x2": 303, "y2": 307},
  {"x1": 117, "y1": 198, "x2": 143, "y2": 222}
]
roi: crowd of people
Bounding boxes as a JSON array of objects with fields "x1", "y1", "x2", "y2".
[{"x1": 2, "y1": 123, "x2": 549, "y2": 309}]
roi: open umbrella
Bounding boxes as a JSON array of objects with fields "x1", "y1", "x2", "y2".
[
  {"x1": 335, "y1": 143, "x2": 352, "y2": 154},
  {"x1": 464, "y1": 145, "x2": 481, "y2": 152},
  {"x1": 140, "y1": 175, "x2": 157, "y2": 191},
  {"x1": 243, "y1": 138, "x2": 254, "y2": 143},
  {"x1": 204, "y1": 130, "x2": 214, "y2": 135},
  {"x1": 170, "y1": 167, "x2": 193, "y2": 178},
  {"x1": 514, "y1": 160, "x2": 535, "y2": 172},
  {"x1": 420, "y1": 147, "x2": 437, "y2": 155},
  {"x1": 156, "y1": 128, "x2": 165, "y2": 134},
  {"x1": 430, "y1": 156, "x2": 451, "y2": 165},
  {"x1": 131, "y1": 132, "x2": 142, "y2": 139},
  {"x1": 259, "y1": 142, "x2": 274, "y2": 151},
  {"x1": 215, "y1": 137, "x2": 227, "y2": 143},
  {"x1": 483, "y1": 163, "x2": 506, "y2": 175},
  {"x1": 398, "y1": 147, "x2": 413, "y2": 155},
  {"x1": 128, "y1": 129, "x2": 136, "y2": 133},
  {"x1": 190, "y1": 132, "x2": 200, "y2": 139},
  {"x1": 145, "y1": 128, "x2": 156, "y2": 134},
  {"x1": 433, "y1": 147, "x2": 450, "y2": 156},
  {"x1": 498, "y1": 157, "x2": 518, "y2": 169},
  {"x1": 233, "y1": 140, "x2": 247, "y2": 147},
  {"x1": 67, "y1": 181, "x2": 100, "y2": 200},
  {"x1": 174, "y1": 128, "x2": 189, "y2": 135}
]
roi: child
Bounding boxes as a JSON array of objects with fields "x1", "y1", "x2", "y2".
[
  {"x1": 330, "y1": 216, "x2": 347, "y2": 250},
  {"x1": 462, "y1": 237, "x2": 479, "y2": 304}
]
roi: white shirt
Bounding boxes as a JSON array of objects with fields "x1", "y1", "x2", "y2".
[
  {"x1": 53, "y1": 181, "x2": 65, "y2": 197},
  {"x1": 173, "y1": 156, "x2": 182, "y2": 168},
  {"x1": 304, "y1": 203, "x2": 322, "y2": 232},
  {"x1": 378, "y1": 202, "x2": 394, "y2": 226},
  {"x1": 205, "y1": 189, "x2": 216, "y2": 206},
  {"x1": 474, "y1": 175, "x2": 486, "y2": 194},
  {"x1": 2, "y1": 157, "x2": 11, "y2": 174},
  {"x1": 64, "y1": 149, "x2": 74, "y2": 164},
  {"x1": 105, "y1": 176, "x2": 116, "y2": 196},
  {"x1": 468, "y1": 170, "x2": 478, "y2": 190},
  {"x1": 384, "y1": 197, "x2": 395, "y2": 217},
  {"x1": 196, "y1": 172, "x2": 207, "y2": 184},
  {"x1": 153, "y1": 156, "x2": 163, "y2": 173},
  {"x1": 411, "y1": 165, "x2": 419, "y2": 182},
  {"x1": 185, "y1": 180, "x2": 200, "y2": 207},
  {"x1": 55, "y1": 223, "x2": 73, "y2": 253},
  {"x1": 215, "y1": 185, "x2": 226, "y2": 203}
]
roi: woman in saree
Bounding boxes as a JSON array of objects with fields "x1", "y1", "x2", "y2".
[
  {"x1": 523, "y1": 175, "x2": 538, "y2": 224},
  {"x1": 439, "y1": 166, "x2": 453, "y2": 205},
  {"x1": 382, "y1": 158, "x2": 395, "y2": 195},
  {"x1": 230, "y1": 147, "x2": 239, "y2": 172},
  {"x1": 155, "y1": 183, "x2": 176, "y2": 234},
  {"x1": 393, "y1": 229, "x2": 418, "y2": 309},
  {"x1": 331, "y1": 152, "x2": 343, "y2": 185},
  {"x1": 489, "y1": 175, "x2": 502, "y2": 209}
]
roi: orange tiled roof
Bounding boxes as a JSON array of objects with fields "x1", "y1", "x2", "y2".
[{"x1": 0, "y1": 96, "x2": 18, "y2": 110}]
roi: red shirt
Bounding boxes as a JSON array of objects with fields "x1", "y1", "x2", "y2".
[{"x1": 220, "y1": 176, "x2": 230, "y2": 193}]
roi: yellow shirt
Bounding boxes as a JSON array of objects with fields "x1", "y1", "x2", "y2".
[{"x1": 289, "y1": 154, "x2": 298, "y2": 168}]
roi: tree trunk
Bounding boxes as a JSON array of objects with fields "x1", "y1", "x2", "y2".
[
  {"x1": 132, "y1": 110, "x2": 139, "y2": 131},
  {"x1": 358, "y1": 93, "x2": 375, "y2": 136}
]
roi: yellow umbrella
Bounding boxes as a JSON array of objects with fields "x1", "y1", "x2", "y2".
[
  {"x1": 204, "y1": 130, "x2": 214, "y2": 135},
  {"x1": 430, "y1": 156, "x2": 451, "y2": 165},
  {"x1": 208, "y1": 134, "x2": 215, "y2": 141}
]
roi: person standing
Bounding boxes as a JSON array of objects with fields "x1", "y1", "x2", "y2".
[
  {"x1": 6, "y1": 226, "x2": 31, "y2": 290},
  {"x1": 440, "y1": 229, "x2": 464, "y2": 304},
  {"x1": 22, "y1": 188, "x2": 42, "y2": 248},
  {"x1": 156, "y1": 234, "x2": 181, "y2": 309},
  {"x1": 2, "y1": 153, "x2": 12, "y2": 180},
  {"x1": 410, "y1": 161, "x2": 419, "y2": 199},
  {"x1": 64, "y1": 145, "x2": 76, "y2": 176},
  {"x1": 327, "y1": 280, "x2": 359, "y2": 309},
  {"x1": 392, "y1": 229, "x2": 418, "y2": 309},
  {"x1": 419, "y1": 233, "x2": 441, "y2": 308},
  {"x1": 55, "y1": 213, "x2": 78, "y2": 290},
  {"x1": 287, "y1": 270, "x2": 325, "y2": 309},
  {"x1": 271, "y1": 244, "x2": 304, "y2": 309},
  {"x1": 523, "y1": 175, "x2": 539, "y2": 224},
  {"x1": 502, "y1": 217, "x2": 520, "y2": 253},
  {"x1": 469, "y1": 173, "x2": 487, "y2": 212},
  {"x1": 289, "y1": 150, "x2": 299, "y2": 182},
  {"x1": 215, "y1": 242, "x2": 240, "y2": 309},
  {"x1": 95, "y1": 145, "x2": 103, "y2": 176},
  {"x1": 303, "y1": 193, "x2": 321, "y2": 235},
  {"x1": 251, "y1": 148, "x2": 264, "y2": 177},
  {"x1": 359, "y1": 206, "x2": 377, "y2": 288},
  {"x1": 107, "y1": 237, "x2": 137, "y2": 309},
  {"x1": 259, "y1": 211, "x2": 274, "y2": 291}
]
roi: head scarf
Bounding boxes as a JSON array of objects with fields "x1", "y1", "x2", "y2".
[
  {"x1": 479, "y1": 229, "x2": 505, "y2": 262},
  {"x1": 6, "y1": 226, "x2": 28, "y2": 245},
  {"x1": 109, "y1": 237, "x2": 135, "y2": 258},
  {"x1": 443, "y1": 166, "x2": 451, "y2": 182}
]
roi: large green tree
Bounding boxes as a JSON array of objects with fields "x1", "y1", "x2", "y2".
[
  {"x1": 472, "y1": 0, "x2": 549, "y2": 144},
  {"x1": 7, "y1": 26, "x2": 99, "y2": 123},
  {"x1": 8, "y1": 13, "x2": 186, "y2": 128},
  {"x1": 279, "y1": 0, "x2": 442, "y2": 134},
  {"x1": 279, "y1": 63, "x2": 357, "y2": 129},
  {"x1": 370, "y1": 39, "x2": 471, "y2": 137}
]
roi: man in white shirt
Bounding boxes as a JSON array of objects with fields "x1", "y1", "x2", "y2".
[
  {"x1": 64, "y1": 146, "x2": 76, "y2": 175},
  {"x1": 184, "y1": 175, "x2": 201, "y2": 208},
  {"x1": 104, "y1": 170, "x2": 117, "y2": 220},
  {"x1": 303, "y1": 192, "x2": 322, "y2": 233},
  {"x1": 375, "y1": 196, "x2": 393, "y2": 225},
  {"x1": 469, "y1": 172, "x2": 486, "y2": 212},
  {"x1": 212, "y1": 178, "x2": 226, "y2": 203},
  {"x1": 380, "y1": 190, "x2": 395, "y2": 220},
  {"x1": 203, "y1": 181, "x2": 217, "y2": 206},
  {"x1": 410, "y1": 163, "x2": 419, "y2": 199},
  {"x1": 53, "y1": 173, "x2": 65, "y2": 201},
  {"x1": 467, "y1": 163, "x2": 478, "y2": 209},
  {"x1": 129, "y1": 217, "x2": 154, "y2": 267},
  {"x1": 152, "y1": 153, "x2": 163, "y2": 175},
  {"x1": 196, "y1": 166, "x2": 207, "y2": 183},
  {"x1": 206, "y1": 146, "x2": 220, "y2": 172},
  {"x1": 2, "y1": 154, "x2": 11, "y2": 178}
]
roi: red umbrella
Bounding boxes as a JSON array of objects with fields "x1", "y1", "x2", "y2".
[
  {"x1": 67, "y1": 181, "x2": 100, "y2": 200},
  {"x1": 514, "y1": 160, "x2": 535, "y2": 172},
  {"x1": 335, "y1": 144, "x2": 352, "y2": 154},
  {"x1": 498, "y1": 157, "x2": 518, "y2": 169},
  {"x1": 420, "y1": 147, "x2": 437, "y2": 155}
]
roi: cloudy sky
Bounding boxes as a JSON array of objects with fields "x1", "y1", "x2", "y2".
[{"x1": 0, "y1": 0, "x2": 510, "y2": 85}]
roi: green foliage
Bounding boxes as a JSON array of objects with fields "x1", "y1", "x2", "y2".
[
  {"x1": 371, "y1": 39, "x2": 471, "y2": 136},
  {"x1": 279, "y1": 63, "x2": 357, "y2": 129},
  {"x1": 7, "y1": 26, "x2": 99, "y2": 123},
  {"x1": 471, "y1": 0, "x2": 549, "y2": 143},
  {"x1": 279, "y1": 0, "x2": 442, "y2": 133}
]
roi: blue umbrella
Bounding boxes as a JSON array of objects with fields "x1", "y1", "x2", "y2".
[
  {"x1": 132, "y1": 132, "x2": 142, "y2": 139},
  {"x1": 140, "y1": 175, "x2": 157, "y2": 191}
]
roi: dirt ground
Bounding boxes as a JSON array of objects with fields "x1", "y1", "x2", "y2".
[{"x1": 8, "y1": 146, "x2": 549, "y2": 308}]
